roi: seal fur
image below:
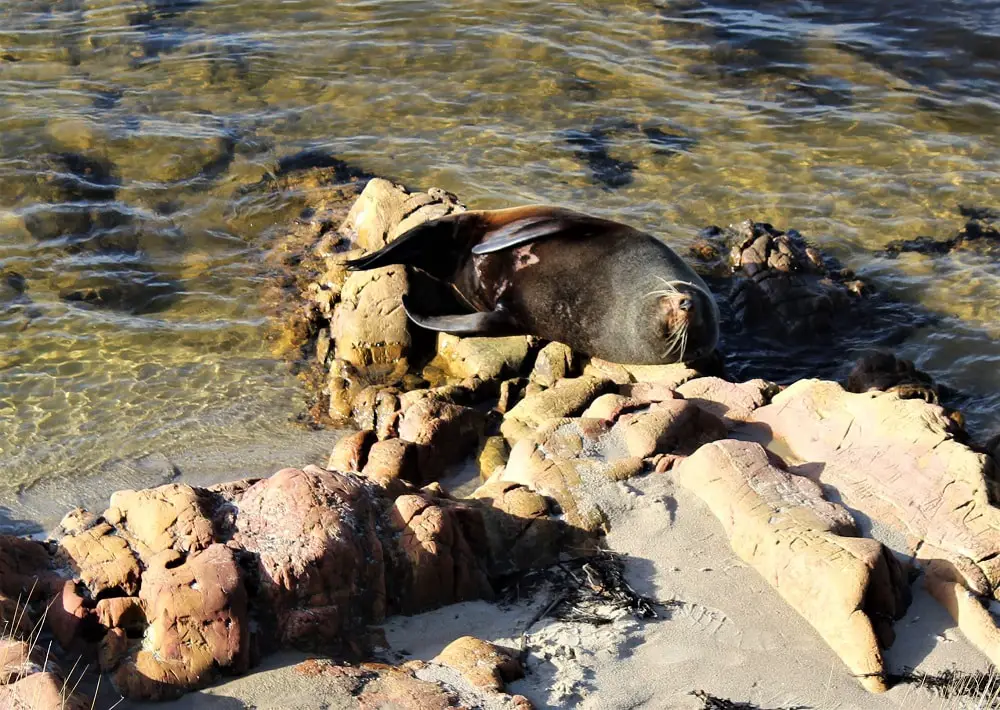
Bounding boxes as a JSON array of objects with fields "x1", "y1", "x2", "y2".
[{"x1": 345, "y1": 206, "x2": 719, "y2": 365}]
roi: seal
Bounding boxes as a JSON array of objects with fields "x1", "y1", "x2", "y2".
[{"x1": 345, "y1": 206, "x2": 719, "y2": 364}]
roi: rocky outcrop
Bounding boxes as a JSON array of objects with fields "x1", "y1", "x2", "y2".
[
  {"x1": 882, "y1": 211, "x2": 1000, "y2": 258},
  {"x1": 750, "y1": 380, "x2": 1000, "y2": 668},
  {"x1": 15, "y1": 451, "x2": 581, "y2": 701},
  {"x1": 676, "y1": 440, "x2": 909, "y2": 692}
]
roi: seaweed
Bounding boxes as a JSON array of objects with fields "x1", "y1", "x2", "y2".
[
  {"x1": 889, "y1": 667, "x2": 1000, "y2": 706},
  {"x1": 690, "y1": 691, "x2": 809, "y2": 710}
]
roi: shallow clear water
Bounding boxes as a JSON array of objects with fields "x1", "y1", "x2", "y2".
[{"x1": 1, "y1": 0, "x2": 999, "y2": 495}]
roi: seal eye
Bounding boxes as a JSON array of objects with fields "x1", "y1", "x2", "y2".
[{"x1": 678, "y1": 296, "x2": 692, "y2": 311}]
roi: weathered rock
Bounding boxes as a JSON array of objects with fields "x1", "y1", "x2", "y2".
[
  {"x1": 529, "y1": 342, "x2": 575, "y2": 388},
  {"x1": 0, "y1": 536, "x2": 56, "y2": 598},
  {"x1": 47, "y1": 581, "x2": 90, "y2": 654},
  {"x1": 104, "y1": 483, "x2": 216, "y2": 558},
  {"x1": 500, "y1": 419, "x2": 611, "y2": 533},
  {"x1": 0, "y1": 670, "x2": 88, "y2": 710},
  {"x1": 676, "y1": 440, "x2": 908, "y2": 693},
  {"x1": 361, "y1": 439, "x2": 420, "y2": 496},
  {"x1": 706, "y1": 220, "x2": 865, "y2": 337},
  {"x1": 388, "y1": 493, "x2": 494, "y2": 614},
  {"x1": 675, "y1": 376, "x2": 776, "y2": 427},
  {"x1": 113, "y1": 544, "x2": 250, "y2": 700},
  {"x1": 328, "y1": 430, "x2": 376, "y2": 472},
  {"x1": 398, "y1": 399, "x2": 484, "y2": 481},
  {"x1": 233, "y1": 467, "x2": 386, "y2": 653},
  {"x1": 0, "y1": 537, "x2": 56, "y2": 638},
  {"x1": 337, "y1": 178, "x2": 465, "y2": 253},
  {"x1": 609, "y1": 399, "x2": 727, "y2": 458},
  {"x1": 472, "y1": 480, "x2": 560, "y2": 575},
  {"x1": 583, "y1": 359, "x2": 699, "y2": 388},
  {"x1": 331, "y1": 265, "x2": 411, "y2": 369},
  {"x1": 351, "y1": 385, "x2": 402, "y2": 439},
  {"x1": 478, "y1": 436, "x2": 509, "y2": 481},
  {"x1": 581, "y1": 393, "x2": 641, "y2": 421},
  {"x1": 432, "y1": 636, "x2": 523, "y2": 692},
  {"x1": 752, "y1": 380, "x2": 999, "y2": 596},
  {"x1": 431, "y1": 333, "x2": 531, "y2": 381},
  {"x1": 55, "y1": 521, "x2": 141, "y2": 598},
  {"x1": 0, "y1": 639, "x2": 43, "y2": 684},
  {"x1": 751, "y1": 380, "x2": 1000, "y2": 668},
  {"x1": 501, "y1": 375, "x2": 615, "y2": 443}
]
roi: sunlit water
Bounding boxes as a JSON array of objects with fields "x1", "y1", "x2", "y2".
[{"x1": 1, "y1": 0, "x2": 999, "y2": 498}]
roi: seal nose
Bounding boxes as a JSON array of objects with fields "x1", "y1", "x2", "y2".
[{"x1": 678, "y1": 296, "x2": 692, "y2": 311}]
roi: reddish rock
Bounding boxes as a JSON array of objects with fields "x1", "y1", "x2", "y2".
[
  {"x1": 114, "y1": 543, "x2": 249, "y2": 700},
  {"x1": 398, "y1": 399, "x2": 484, "y2": 482},
  {"x1": 610, "y1": 399, "x2": 727, "y2": 458},
  {"x1": 471, "y1": 480, "x2": 559, "y2": 575},
  {"x1": 361, "y1": 438, "x2": 420, "y2": 496},
  {"x1": 0, "y1": 671, "x2": 88, "y2": 710},
  {"x1": 104, "y1": 483, "x2": 216, "y2": 558},
  {"x1": 0, "y1": 639, "x2": 43, "y2": 684},
  {"x1": 55, "y1": 521, "x2": 141, "y2": 598},
  {"x1": 328, "y1": 430, "x2": 376, "y2": 472},
  {"x1": 675, "y1": 376, "x2": 775, "y2": 427},
  {"x1": 433, "y1": 636, "x2": 523, "y2": 692},
  {"x1": 388, "y1": 493, "x2": 493, "y2": 614},
  {"x1": 233, "y1": 467, "x2": 386, "y2": 653}
]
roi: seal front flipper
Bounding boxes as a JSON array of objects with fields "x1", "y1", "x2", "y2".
[
  {"x1": 402, "y1": 297, "x2": 519, "y2": 336},
  {"x1": 470, "y1": 208, "x2": 607, "y2": 255}
]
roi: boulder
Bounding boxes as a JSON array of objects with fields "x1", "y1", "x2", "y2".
[
  {"x1": 676, "y1": 440, "x2": 908, "y2": 693},
  {"x1": 398, "y1": 399, "x2": 484, "y2": 481},
  {"x1": 361, "y1": 439, "x2": 420, "y2": 496},
  {"x1": 674, "y1": 376, "x2": 776, "y2": 427},
  {"x1": 331, "y1": 265, "x2": 411, "y2": 369},
  {"x1": 388, "y1": 493, "x2": 493, "y2": 614},
  {"x1": 751, "y1": 379, "x2": 1000, "y2": 668},
  {"x1": 55, "y1": 521, "x2": 141, "y2": 597},
  {"x1": 292, "y1": 658, "x2": 532, "y2": 710},
  {"x1": 0, "y1": 670, "x2": 88, "y2": 710},
  {"x1": 501, "y1": 375, "x2": 615, "y2": 442},
  {"x1": 608, "y1": 399, "x2": 727, "y2": 458},
  {"x1": 500, "y1": 419, "x2": 611, "y2": 533},
  {"x1": 529, "y1": 342, "x2": 575, "y2": 388},
  {"x1": 337, "y1": 178, "x2": 465, "y2": 253},
  {"x1": 432, "y1": 636, "x2": 523, "y2": 692},
  {"x1": 478, "y1": 436, "x2": 509, "y2": 481},
  {"x1": 233, "y1": 467, "x2": 386, "y2": 653},
  {"x1": 103, "y1": 483, "x2": 216, "y2": 558},
  {"x1": 430, "y1": 333, "x2": 531, "y2": 381},
  {"x1": 328, "y1": 430, "x2": 376, "y2": 473},
  {"x1": 846, "y1": 351, "x2": 940, "y2": 404},
  {"x1": 471, "y1": 480, "x2": 560, "y2": 575},
  {"x1": 583, "y1": 358, "x2": 701, "y2": 388},
  {"x1": 113, "y1": 544, "x2": 250, "y2": 701}
]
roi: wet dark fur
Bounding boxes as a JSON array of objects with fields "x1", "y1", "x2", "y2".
[{"x1": 346, "y1": 206, "x2": 719, "y2": 364}]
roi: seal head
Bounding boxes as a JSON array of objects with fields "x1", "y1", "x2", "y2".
[{"x1": 641, "y1": 278, "x2": 718, "y2": 363}]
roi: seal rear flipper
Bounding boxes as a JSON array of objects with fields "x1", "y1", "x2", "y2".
[
  {"x1": 344, "y1": 214, "x2": 466, "y2": 278},
  {"x1": 402, "y1": 297, "x2": 520, "y2": 336}
]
